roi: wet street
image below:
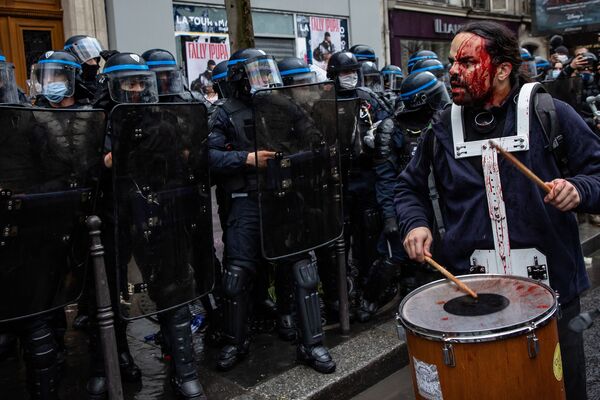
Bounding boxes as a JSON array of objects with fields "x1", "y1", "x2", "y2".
[{"x1": 2, "y1": 239, "x2": 600, "y2": 399}]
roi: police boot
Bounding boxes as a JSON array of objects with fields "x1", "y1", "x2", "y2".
[
  {"x1": 217, "y1": 264, "x2": 252, "y2": 371},
  {"x1": 356, "y1": 257, "x2": 398, "y2": 323},
  {"x1": 293, "y1": 259, "x2": 336, "y2": 374},
  {"x1": 24, "y1": 320, "x2": 59, "y2": 400},
  {"x1": 315, "y1": 246, "x2": 340, "y2": 324},
  {"x1": 161, "y1": 307, "x2": 206, "y2": 400}
]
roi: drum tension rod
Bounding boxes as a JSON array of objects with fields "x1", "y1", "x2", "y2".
[
  {"x1": 527, "y1": 325, "x2": 539, "y2": 359},
  {"x1": 442, "y1": 336, "x2": 456, "y2": 367}
]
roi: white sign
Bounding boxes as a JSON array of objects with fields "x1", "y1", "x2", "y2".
[{"x1": 184, "y1": 35, "x2": 230, "y2": 88}]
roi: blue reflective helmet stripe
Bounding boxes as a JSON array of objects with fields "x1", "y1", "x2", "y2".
[
  {"x1": 38, "y1": 59, "x2": 81, "y2": 69},
  {"x1": 410, "y1": 65, "x2": 444, "y2": 74},
  {"x1": 381, "y1": 70, "x2": 403, "y2": 76},
  {"x1": 400, "y1": 78, "x2": 438, "y2": 99},
  {"x1": 536, "y1": 61, "x2": 551, "y2": 68},
  {"x1": 521, "y1": 53, "x2": 530, "y2": 58},
  {"x1": 212, "y1": 71, "x2": 228, "y2": 80},
  {"x1": 227, "y1": 58, "x2": 247, "y2": 66},
  {"x1": 103, "y1": 64, "x2": 149, "y2": 73},
  {"x1": 0, "y1": 55, "x2": 5, "y2": 62},
  {"x1": 146, "y1": 60, "x2": 177, "y2": 66},
  {"x1": 353, "y1": 53, "x2": 376, "y2": 59},
  {"x1": 408, "y1": 55, "x2": 437, "y2": 65},
  {"x1": 64, "y1": 44, "x2": 73, "y2": 50},
  {"x1": 280, "y1": 67, "x2": 311, "y2": 76}
]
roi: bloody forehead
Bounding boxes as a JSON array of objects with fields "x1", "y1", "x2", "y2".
[{"x1": 455, "y1": 33, "x2": 489, "y2": 62}]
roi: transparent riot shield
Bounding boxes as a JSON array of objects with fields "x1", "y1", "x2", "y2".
[
  {"x1": 0, "y1": 106, "x2": 105, "y2": 322},
  {"x1": 543, "y1": 76, "x2": 583, "y2": 112},
  {"x1": 109, "y1": 103, "x2": 214, "y2": 319},
  {"x1": 252, "y1": 82, "x2": 343, "y2": 260}
]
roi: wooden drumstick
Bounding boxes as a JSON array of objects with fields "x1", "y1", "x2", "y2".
[
  {"x1": 488, "y1": 140, "x2": 552, "y2": 194},
  {"x1": 424, "y1": 256, "x2": 478, "y2": 299}
]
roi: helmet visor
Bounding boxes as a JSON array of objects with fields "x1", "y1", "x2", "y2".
[
  {"x1": 108, "y1": 71, "x2": 159, "y2": 104},
  {"x1": 287, "y1": 71, "x2": 317, "y2": 86},
  {"x1": 383, "y1": 72, "x2": 403, "y2": 91},
  {"x1": 520, "y1": 60, "x2": 537, "y2": 78},
  {"x1": 0, "y1": 63, "x2": 19, "y2": 104},
  {"x1": 30, "y1": 63, "x2": 77, "y2": 99},
  {"x1": 363, "y1": 73, "x2": 384, "y2": 92},
  {"x1": 154, "y1": 69, "x2": 184, "y2": 96},
  {"x1": 244, "y1": 56, "x2": 282, "y2": 92},
  {"x1": 66, "y1": 37, "x2": 102, "y2": 64},
  {"x1": 402, "y1": 80, "x2": 450, "y2": 111}
]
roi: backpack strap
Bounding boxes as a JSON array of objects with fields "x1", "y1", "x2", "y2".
[{"x1": 533, "y1": 86, "x2": 571, "y2": 177}]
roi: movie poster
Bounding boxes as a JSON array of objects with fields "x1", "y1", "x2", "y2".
[
  {"x1": 533, "y1": 0, "x2": 600, "y2": 34},
  {"x1": 183, "y1": 35, "x2": 230, "y2": 87},
  {"x1": 296, "y1": 15, "x2": 349, "y2": 71}
]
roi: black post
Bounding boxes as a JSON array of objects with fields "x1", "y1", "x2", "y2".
[
  {"x1": 335, "y1": 237, "x2": 350, "y2": 335},
  {"x1": 87, "y1": 216, "x2": 124, "y2": 400}
]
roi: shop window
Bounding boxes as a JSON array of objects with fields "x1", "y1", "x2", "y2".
[
  {"x1": 491, "y1": 0, "x2": 508, "y2": 11},
  {"x1": 470, "y1": 0, "x2": 489, "y2": 10}
]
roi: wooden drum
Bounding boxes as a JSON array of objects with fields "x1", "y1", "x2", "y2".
[{"x1": 397, "y1": 275, "x2": 565, "y2": 400}]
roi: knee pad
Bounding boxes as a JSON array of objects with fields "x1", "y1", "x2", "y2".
[
  {"x1": 222, "y1": 264, "x2": 252, "y2": 298},
  {"x1": 24, "y1": 325, "x2": 57, "y2": 370},
  {"x1": 293, "y1": 259, "x2": 319, "y2": 290}
]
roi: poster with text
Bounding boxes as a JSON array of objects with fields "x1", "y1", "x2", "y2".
[
  {"x1": 181, "y1": 34, "x2": 230, "y2": 89},
  {"x1": 297, "y1": 16, "x2": 348, "y2": 70},
  {"x1": 532, "y1": 0, "x2": 600, "y2": 34}
]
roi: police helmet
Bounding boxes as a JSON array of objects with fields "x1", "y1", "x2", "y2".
[
  {"x1": 519, "y1": 48, "x2": 536, "y2": 78},
  {"x1": 361, "y1": 61, "x2": 383, "y2": 92},
  {"x1": 407, "y1": 50, "x2": 438, "y2": 73},
  {"x1": 211, "y1": 60, "x2": 231, "y2": 98},
  {"x1": 580, "y1": 52, "x2": 598, "y2": 69},
  {"x1": 0, "y1": 49, "x2": 19, "y2": 104},
  {"x1": 349, "y1": 44, "x2": 377, "y2": 64},
  {"x1": 64, "y1": 35, "x2": 103, "y2": 64},
  {"x1": 227, "y1": 48, "x2": 282, "y2": 94},
  {"x1": 400, "y1": 71, "x2": 450, "y2": 112},
  {"x1": 409, "y1": 58, "x2": 445, "y2": 79},
  {"x1": 381, "y1": 65, "x2": 403, "y2": 92},
  {"x1": 30, "y1": 51, "x2": 81, "y2": 103},
  {"x1": 327, "y1": 51, "x2": 361, "y2": 91},
  {"x1": 102, "y1": 52, "x2": 158, "y2": 104},
  {"x1": 278, "y1": 57, "x2": 317, "y2": 86},
  {"x1": 141, "y1": 49, "x2": 184, "y2": 96},
  {"x1": 534, "y1": 56, "x2": 551, "y2": 79}
]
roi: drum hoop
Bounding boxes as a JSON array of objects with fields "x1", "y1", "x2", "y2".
[{"x1": 397, "y1": 274, "x2": 558, "y2": 343}]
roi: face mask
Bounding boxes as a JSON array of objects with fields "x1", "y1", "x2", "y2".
[
  {"x1": 581, "y1": 72, "x2": 594, "y2": 84},
  {"x1": 339, "y1": 73, "x2": 358, "y2": 90},
  {"x1": 44, "y1": 81, "x2": 69, "y2": 103},
  {"x1": 557, "y1": 54, "x2": 568, "y2": 64},
  {"x1": 550, "y1": 70, "x2": 561, "y2": 79}
]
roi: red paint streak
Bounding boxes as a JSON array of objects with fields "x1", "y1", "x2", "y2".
[
  {"x1": 516, "y1": 285, "x2": 525, "y2": 290},
  {"x1": 436, "y1": 301, "x2": 446, "y2": 305},
  {"x1": 441, "y1": 317, "x2": 449, "y2": 321},
  {"x1": 527, "y1": 286, "x2": 537, "y2": 293},
  {"x1": 537, "y1": 305, "x2": 549, "y2": 309},
  {"x1": 450, "y1": 33, "x2": 496, "y2": 106}
]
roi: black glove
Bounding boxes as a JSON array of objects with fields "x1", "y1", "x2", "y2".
[
  {"x1": 383, "y1": 217, "x2": 399, "y2": 237},
  {"x1": 100, "y1": 50, "x2": 119, "y2": 62}
]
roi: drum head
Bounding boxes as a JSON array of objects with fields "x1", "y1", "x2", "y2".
[{"x1": 398, "y1": 275, "x2": 557, "y2": 342}]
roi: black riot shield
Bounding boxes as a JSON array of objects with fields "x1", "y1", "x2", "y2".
[
  {"x1": 0, "y1": 106, "x2": 105, "y2": 323},
  {"x1": 109, "y1": 103, "x2": 214, "y2": 319},
  {"x1": 336, "y1": 97, "x2": 360, "y2": 160},
  {"x1": 543, "y1": 76, "x2": 583, "y2": 112},
  {"x1": 253, "y1": 82, "x2": 343, "y2": 260}
]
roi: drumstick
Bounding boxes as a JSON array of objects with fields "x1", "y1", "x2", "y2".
[
  {"x1": 424, "y1": 256, "x2": 478, "y2": 299},
  {"x1": 488, "y1": 140, "x2": 552, "y2": 194}
]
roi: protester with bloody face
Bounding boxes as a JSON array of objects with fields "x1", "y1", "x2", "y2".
[{"x1": 395, "y1": 21, "x2": 600, "y2": 400}]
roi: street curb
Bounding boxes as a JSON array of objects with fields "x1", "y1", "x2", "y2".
[
  {"x1": 232, "y1": 319, "x2": 409, "y2": 400},
  {"x1": 581, "y1": 221, "x2": 600, "y2": 256}
]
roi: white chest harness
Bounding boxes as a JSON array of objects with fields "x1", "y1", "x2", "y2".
[{"x1": 450, "y1": 83, "x2": 549, "y2": 286}]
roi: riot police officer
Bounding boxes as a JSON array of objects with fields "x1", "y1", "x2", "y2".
[
  {"x1": 209, "y1": 48, "x2": 336, "y2": 373},
  {"x1": 63, "y1": 35, "x2": 104, "y2": 102},
  {"x1": 361, "y1": 61, "x2": 384, "y2": 93},
  {"x1": 211, "y1": 60, "x2": 231, "y2": 100},
  {"x1": 381, "y1": 64, "x2": 403, "y2": 93},
  {"x1": 357, "y1": 71, "x2": 450, "y2": 322},
  {"x1": 409, "y1": 58, "x2": 445, "y2": 79},
  {"x1": 0, "y1": 50, "x2": 20, "y2": 104},
  {"x1": 519, "y1": 47, "x2": 536, "y2": 79},
  {"x1": 30, "y1": 51, "x2": 83, "y2": 108},
  {"x1": 534, "y1": 56, "x2": 551, "y2": 82}
]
